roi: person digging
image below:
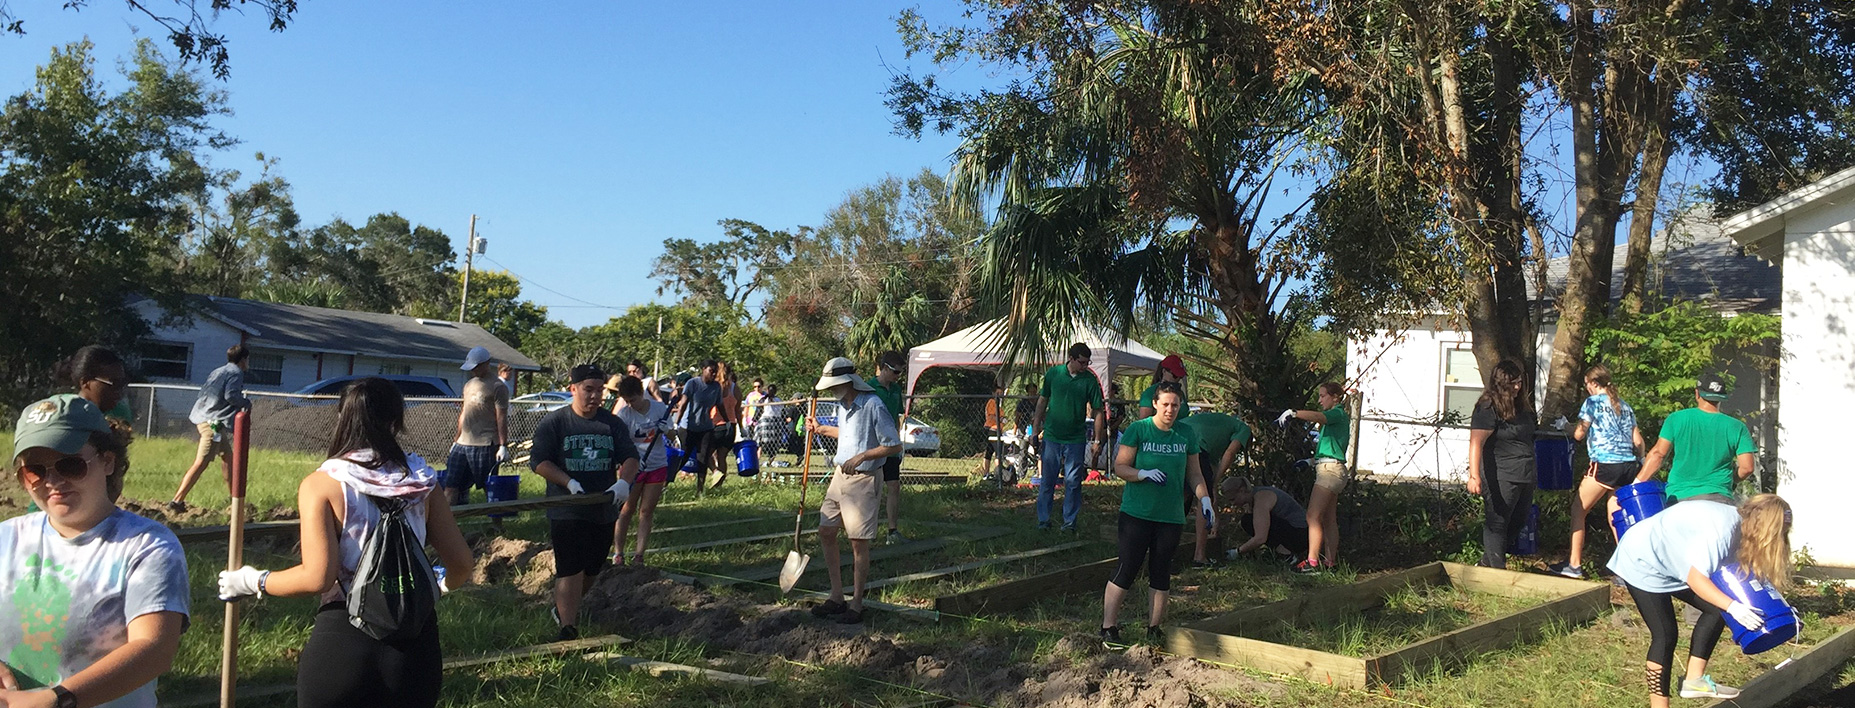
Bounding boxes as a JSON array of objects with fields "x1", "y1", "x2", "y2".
[{"x1": 804, "y1": 357, "x2": 902, "y2": 625}]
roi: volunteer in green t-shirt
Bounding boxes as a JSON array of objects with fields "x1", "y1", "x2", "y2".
[
  {"x1": 1178, "y1": 410, "x2": 1251, "y2": 567},
  {"x1": 1276, "y1": 382, "x2": 1350, "y2": 573},
  {"x1": 1134, "y1": 354, "x2": 1190, "y2": 421},
  {"x1": 1032, "y1": 343, "x2": 1109, "y2": 531},
  {"x1": 871, "y1": 351, "x2": 911, "y2": 544},
  {"x1": 1637, "y1": 372, "x2": 1756, "y2": 501},
  {"x1": 1100, "y1": 381, "x2": 1211, "y2": 646}
]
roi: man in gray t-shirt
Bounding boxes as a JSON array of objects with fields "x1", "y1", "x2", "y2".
[
  {"x1": 448, "y1": 346, "x2": 511, "y2": 504},
  {"x1": 670, "y1": 361, "x2": 723, "y2": 492}
]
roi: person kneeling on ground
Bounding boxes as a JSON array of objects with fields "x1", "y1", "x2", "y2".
[
  {"x1": 805, "y1": 357, "x2": 903, "y2": 625},
  {"x1": 1101, "y1": 381, "x2": 1211, "y2": 646},
  {"x1": 1220, "y1": 476, "x2": 1309, "y2": 564},
  {"x1": 528, "y1": 364, "x2": 639, "y2": 640},
  {"x1": 1609, "y1": 494, "x2": 1792, "y2": 706},
  {"x1": 217, "y1": 378, "x2": 476, "y2": 708},
  {"x1": 4, "y1": 395, "x2": 189, "y2": 708}
]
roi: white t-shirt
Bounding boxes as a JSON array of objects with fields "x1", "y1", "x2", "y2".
[
  {"x1": 1607, "y1": 499, "x2": 1739, "y2": 593},
  {"x1": 617, "y1": 399, "x2": 673, "y2": 471},
  {"x1": 0, "y1": 510, "x2": 190, "y2": 707}
]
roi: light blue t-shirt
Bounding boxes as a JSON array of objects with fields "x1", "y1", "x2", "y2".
[
  {"x1": 1607, "y1": 499, "x2": 1739, "y2": 593},
  {"x1": 679, "y1": 378, "x2": 719, "y2": 433},
  {"x1": 834, "y1": 392, "x2": 901, "y2": 472},
  {"x1": 1579, "y1": 394, "x2": 1638, "y2": 464},
  {"x1": 0, "y1": 510, "x2": 190, "y2": 707}
]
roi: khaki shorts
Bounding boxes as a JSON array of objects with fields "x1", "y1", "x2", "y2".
[
  {"x1": 820, "y1": 468, "x2": 881, "y2": 540},
  {"x1": 196, "y1": 421, "x2": 232, "y2": 461},
  {"x1": 1312, "y1": 459, "x2": 1349, "y2": 493}
]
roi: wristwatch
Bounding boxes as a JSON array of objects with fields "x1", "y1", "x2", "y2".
[{"x1": 51, "y1": 684, "x2": 76, "y2": 708}]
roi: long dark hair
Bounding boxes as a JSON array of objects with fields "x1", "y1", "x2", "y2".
[
  {"x1": 326, "y1": 377, "x2": 409, "y2": 471},
  {"x1": 1478, "y1": 359, "x2": 1529, "y2": 422}
]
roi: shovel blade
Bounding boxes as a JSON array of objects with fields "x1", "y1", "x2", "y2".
[{"x1": 778, "y1": 551, "x2": 810, "y2": 593}]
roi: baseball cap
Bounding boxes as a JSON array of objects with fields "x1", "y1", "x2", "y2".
[
  {"x1": 568, "y1": 363, "x2": 606, "y2": 385},
  {"x1": 461, "y1": 346, "x2": 493, "y2": 371},
  {"x1": 1696, "y1": 372, "x2": 1732, "y2": 401},
  {"x1": 815, "y1": 357, "x2": 875, "y2": 392},
  {"x1": 1159, "y1": 355, "x2": 1187, "y2": 378},
  {"x1": 13, "y1": 394, "x2": 110, "y2": 461}
]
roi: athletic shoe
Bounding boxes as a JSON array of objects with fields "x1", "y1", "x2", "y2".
[
  {"x1": 1294, "y1": 559, "x2": 1323, "y2": 574},
  {"x1": 887, "y1": 529, "x2": 907, "y2": 545},
  {"x1": 1037, "y1": 522, "x2": 1053, "y2": 530},
  {"x1": 810, "y1": 599, "x2": 848, "y2": 618},
  {"x1": 612, "y1": 551, "x2": 626, "y2": 567},
  {"x1": 1554, "y1": 562, "x2": 1583, "y2": 579},
  {"x1": 1060, "y1": 523, "x2": 1076, "y2": 534},
  {"x1": 1146, "y1": 625, "x2": 1163, "y2": 643},
  {"x1": 1099, "y1": 626, "x2": 1123, "y2": 647},
  {"x1": 1679, "y1": 676, "x2": 1741, "y2": 699},
  {"x1": 557, "y1": 624, "x2": 579, "y2": 642},
  {"x1": 835, "y1": 609, "x2": 865, "y2": 625},
  {"x1": 165, "y1": 500, "x2": 187, "y2": 513}
]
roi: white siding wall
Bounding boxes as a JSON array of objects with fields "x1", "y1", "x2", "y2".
[
  {"x1": 133, "y1": 301, "x2": 245, "y2": 385},
  {"x1": 1777, "y1": 203, "x2": 1855, "y2": 568}
]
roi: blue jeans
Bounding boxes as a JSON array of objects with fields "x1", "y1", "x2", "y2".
[{"x1": 1038, "y1": 440, "x2": 1088, "y2": 527}]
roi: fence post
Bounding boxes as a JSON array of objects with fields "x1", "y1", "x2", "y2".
[{"x1": 145, "y1": 387, "x2": 156, "y2": 438}]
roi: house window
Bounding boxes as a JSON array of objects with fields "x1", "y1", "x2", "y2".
[
  {"x1": 246, "y1": 353, "x2": 284, "y2": 387},
  {"x1": 140, "y1": 342, "x2": 191, "y2": 380},
  {"x1": 377, "y1": 363, "x2": 412, "y2": 376},
  {"x1": 1441, "y1": 346, "x2": 1482, "y2": 424}
]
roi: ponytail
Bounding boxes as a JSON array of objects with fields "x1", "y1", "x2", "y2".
[{"x1": 1585, "y1": 364, "x2": 1623, "y2": 416}]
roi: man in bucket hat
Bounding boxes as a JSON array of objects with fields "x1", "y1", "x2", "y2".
[
  {"x1": 804, "y1": 357, "x2": 901, "y2": 624},
  {"x1": 1637, "y1": 371, "x2": 1756, "y2": 502}
]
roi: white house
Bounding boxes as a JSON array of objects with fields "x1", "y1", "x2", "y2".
[
  {"x1": 1719, "y1": 165, "x2": 1855, "y2": 570},
  {"x1": 1347, "y1": 212, "x2": 1779, "y2": 487},
  {"x1": 132, "y1": 295, "x2": 541, "y2": 395}
]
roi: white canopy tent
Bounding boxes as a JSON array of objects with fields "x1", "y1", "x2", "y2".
[{"x1": 904, "y1": 318, "x2": 1167, "y2": 397}]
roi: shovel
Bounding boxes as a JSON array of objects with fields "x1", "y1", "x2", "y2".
[{"x1": 779, "y1": 396, "x2": 818, "y2": 593}]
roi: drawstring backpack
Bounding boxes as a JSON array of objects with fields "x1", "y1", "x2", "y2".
[{"x1": 347, "y1": 495, "x2": 440, "y2": 642}]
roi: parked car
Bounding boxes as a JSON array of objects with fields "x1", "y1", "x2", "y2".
[
  {"x1": 810, "y1": 401, "x2": 940, "y2": 456},
  {"x1": 291, "y1": 375, "x2": 457, "y2": 399},
  {"x1": 511, "y1": 390, "x2": 572, "y2": 413}
]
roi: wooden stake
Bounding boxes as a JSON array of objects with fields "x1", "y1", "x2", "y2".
[{"x1": 219, "y1": 410, "x2": 251, "y2": 708}]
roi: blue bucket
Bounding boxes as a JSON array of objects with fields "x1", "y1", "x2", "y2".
[
  {"x1": 1535, "y1": 438, "x2": 1573, "y2": 490},
  {"x1": 1615, "y1": 480, "x2": 1667, "y2": 529},
  {"x1": 1509, "y1": 503, "x2": 1540, "y2": 555},
  {"x1": 734, "y1": 440, "x2": 761, "y2": 477},
  {"x1": 1711, "y1": 564, "x2": 1799, "y2": 654},
  {"x1": 485, "y1": 474, "x2": 520, "y2": 519},
  {"x1": 1611, "y1": 508, "x2": 1635, "y2": 538}
]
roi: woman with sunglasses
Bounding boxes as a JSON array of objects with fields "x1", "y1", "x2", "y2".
[
  {"x1": 1, "y1": 395, "x2": 189, "y2": 708},
  {"x1": 57, "y1": 345, "x2": 133, "y2": 423},
  {"x1": 217, "y1": 378, "x2": 474, "y2": 708}
]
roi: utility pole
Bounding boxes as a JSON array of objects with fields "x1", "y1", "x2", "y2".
[{"x1": 458, "y1": 214, "x2": 478, "y2": 323}]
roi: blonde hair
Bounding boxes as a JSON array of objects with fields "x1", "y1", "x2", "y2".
[
  {"x1": 1585, "y1": 363, "x2": 1623, "y2": 415},
  {"x1": 1736, "y1": 494, "x2": 1793, "y2": 592}
]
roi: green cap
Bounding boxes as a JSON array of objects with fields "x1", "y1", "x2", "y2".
[{"x1": 13, "y1": 394, "x2": 110, "y2": 461}]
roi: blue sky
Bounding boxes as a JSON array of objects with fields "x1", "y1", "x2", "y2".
[{"x1": 0, "y1": 1, "x2": 970, "y2": 328}]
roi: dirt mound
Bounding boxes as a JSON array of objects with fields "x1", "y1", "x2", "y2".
[
  {"x1": 121, "y1": 498, "x2": 218, "y2": 525},
  {"x1": 577, "y1": 565, "x2": 1272, "y2": 706}
]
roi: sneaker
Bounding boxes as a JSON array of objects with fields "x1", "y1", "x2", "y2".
[
  {"x1": 1099, "y1": 626, "x2": 1123, "y2": 647},
  {"x1": 1060, "y1": 523, "x2": 1076, "y2": 534},
  {"x1": 613, "y1": 551, "x2": 626, "y2": 567},
  {"x1": 1554, "y1": 562, "x2": 1583, "y2": 579},
  {"x1": 835, "y1": 608, "x2": 865, "y2": 625},
  {"x1": 556, "y1": 624, "x2": 579, "y2": 642},
  {"x1": 1037, "y1": 522, "x2": 1053, "y2": 530},
  {"x1": 1294, "y1": 559, "x2": 1323, "y2": 574},
  {"x1": 1679, "y1": 676, "x2": 1741, "y2": 699},
  {"x1": 1147, "y1": 625, "x2": 1163, "y2": 643},
  {"x1": 165, "y1": 500, "x2": 187, "y2": 513},
  {"x1": 887, "y1": 529, "x2": 907, "y2": 545},
  {"x1": 810, "y1": 599, "x2": 848, "y2": 618}
]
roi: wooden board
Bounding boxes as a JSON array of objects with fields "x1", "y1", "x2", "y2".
[
  {"x1": 693, "y1": 526, "x2": 1012, "y2": 589},
  {"x1": 1189, "y1": 563, "x2": 1448, "y2": 637},
  {"x1": 1365, "y1": 582, "x2": 1610, "y2": 685},
  {"x1": 934, "y1": 557, "x2": 1120, "y2": 616},
  {"x1": 650, "y1": 529, "x2": 818, "y2": 555},
  {"x1": 1165, "y1": 625, "x2": 1369, "y2": 686},
  {"x1": 1701, "y1": 625, "x2": 1855, "y2": 708},
  {"x1": 652, "y1": 514, "x2": 800, "y2": 535},
  {"x1": 1442, "y1": 561, "x2": 1595, "y2": 599},
  {"x1": 585, "y1": 652, "x2": 771, "y2": 686},
  {"x1": 863, "y1": 541, "x2": 1093, "y2": 592}
]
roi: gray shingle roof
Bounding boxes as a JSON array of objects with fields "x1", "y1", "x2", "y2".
[
  {"x1": 194, "y1": 296, "x2": 541, "y2": 370},
  {"x1": 1531, "y1": 211, "x2": 1780, "y2": 314}
]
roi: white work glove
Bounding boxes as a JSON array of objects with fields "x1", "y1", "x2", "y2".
[
  {"x1": 495, "y1": 445, "x2": 509, "y2": 463},
  {"x1": 219, "y1": 566, "x2": 268, "y2": 601},
  {"x1": 434, "y1": 566, "x2": 450, "y2": 596},
  {"x1": 1136, "y1": 468, "x2": 1166, "y2": 484},
  {"x1": 567, "y1": 479, "x2": 586, "y2": 495},
  {"x1": 1275, "y1": 409, "x2": 1296, "y2": 427},
  {"x1": 1551, "y1": 416, "x2": 1569, "y2": 430},
  {"x1": 606, "y1": 479, "x2": 631, "y2": 505},
  {"x1": 1200, "y1": 497, "x2": 1216, "y2": 528},
  {"x1": 1726, "y1": 601, "x2": 1766, "y2": 632}
]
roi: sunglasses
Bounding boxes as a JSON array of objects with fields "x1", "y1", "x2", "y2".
[
  {"x1": 17, "y1": 454, "x2": 97, "y2": 485},
  {"x1": 86, "y1": 377, "x2": 125, "y2": 391}
]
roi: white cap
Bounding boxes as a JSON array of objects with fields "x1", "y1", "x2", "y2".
[
  {"x1": 814, "y1": 356, "x2": 874, "y2": 392},
  {"x1": 461, "y1": 346, "x2": 493, "y2": 371}
]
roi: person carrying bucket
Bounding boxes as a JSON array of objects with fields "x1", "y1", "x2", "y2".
[
  {"x1": 805, "y1": 357, "x2": 903, "y2": 625},
  {"x1": 1637, "y1": 373, "x2": 1756, "y2": 503},
  {"x1": 1556, "y1": 364, "x2": 1646, "y2": 578},
  {"x1": 1608, "y1": 494, "x2": 1792, "y2": 705}
]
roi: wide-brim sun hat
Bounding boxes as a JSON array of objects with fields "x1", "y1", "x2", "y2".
[
  {"x1": 603, "y1": 374, "x2": 627, "y2": 392},
  {"x1": 815, "y1": 357, "x2": 874, "y2": 392}
]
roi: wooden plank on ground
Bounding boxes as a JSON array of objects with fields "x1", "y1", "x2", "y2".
[
  {"x1": 653, "y1": 514, "x2": 796, "y2": 535},
  {"x1": 1441, "y1": 561, "x2": 1596, "y2": 599},
  {"x1": 864, "y1": 541, "x2": 1093, "y2": 592},
  {"x1": 584, "y1": 652, "x2": 771, "y2": 686},
  {"x1": 702, "y1": 526, "x2": 1011, "y2": 589},
  {"x1": 1701, "y1": 626, "x2": 1855, "y2": 708},
  {"x1": 1365, "y1": 583, "x2": 1609, "y2": 686},
  {"x1": 1188, "y1": 563, "x2": 1449, "y2": 637},
  {"x1": 651, "y1": 529, "x2": 818, "y2": 554},
  {"x1": 934, "y1": 557, "x2": 1119, "y2": 616},
  {"x1": 1166, "y1": 625, "x2": 1370, "y2": 687},
  {"x1": 786, "y1": 588, "x2": 943, "y2": 621}
]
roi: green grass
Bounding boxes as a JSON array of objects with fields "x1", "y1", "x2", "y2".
[{"x1": 1242, "y1": 584, "x2": 1547, "y2": 656}]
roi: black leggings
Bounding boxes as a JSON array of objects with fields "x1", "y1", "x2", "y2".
[
  {"x1": 298, "y1": 602, "x2": 443, "y2": 708},
  {"x1": 1111, "y1": 512, "x2": 1184, "y2": 592},
  {"x1": 1480, "y1": 474, "x2": 1535, "y2": 568},
  {"x1": 1625, "y1": 583, "x2": 1727, "y2": 697}
]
